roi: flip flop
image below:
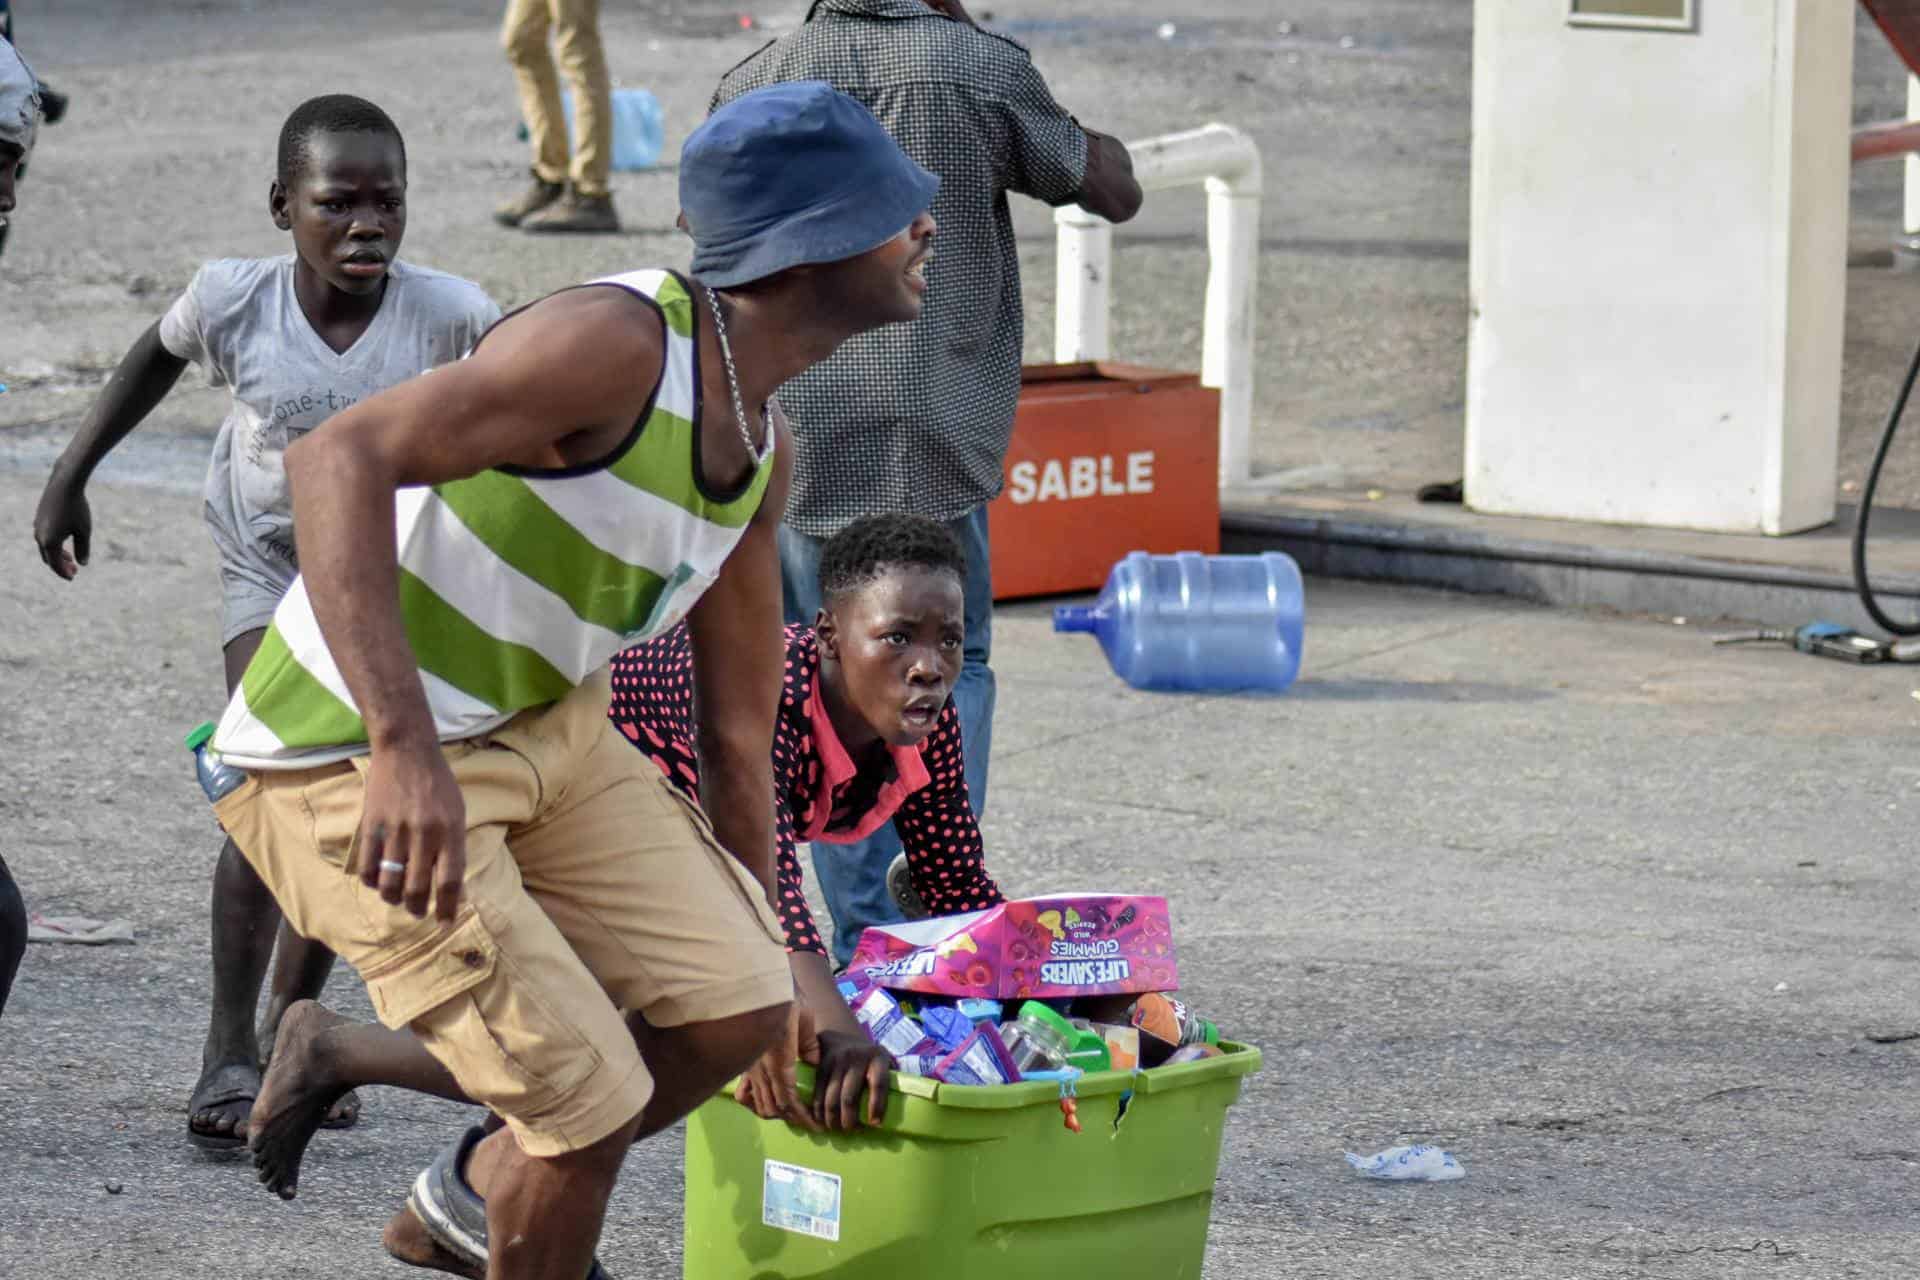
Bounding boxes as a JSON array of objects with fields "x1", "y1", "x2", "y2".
[
  {"x1": 320, "y1": 1089, "x2": 364, "y2": 1131},
  {"x1": 187, "y1": 1061, "x2": 258, "y2": 1151}
]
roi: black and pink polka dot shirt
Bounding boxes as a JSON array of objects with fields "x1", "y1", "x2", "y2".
[{"x1": 608, "y1": 624, "x2": 1005, "y2": 956}]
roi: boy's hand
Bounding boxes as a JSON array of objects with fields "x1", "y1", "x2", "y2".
[
  {"x1": 32, "y1": 479, "x2": 92, "y2": 579},
  {"x1": 356, "y1": 743, "x2": 467, "y2": 922},
  {"x1": 733, "y1": 1003, "x2": 893, "y2": 1132},
  {"x1": 736, "y1": 1001, "x2": 823, "y2": 1131},
  {"x1": 812, "y1": 1028, "x2": 892, "y2": 1130}
]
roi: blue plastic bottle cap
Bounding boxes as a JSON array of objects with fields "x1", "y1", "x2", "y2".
[{"x1": 1053, "y1": 605, "x2": 1097, "y2": 633}]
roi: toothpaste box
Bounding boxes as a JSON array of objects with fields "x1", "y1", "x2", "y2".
[
  {"x1": 931, "y1": 1022, "x2": 1021, "y2": 1087},
  {"x1": 956, "y1": 998, "x2": 1004, "y2": 1024},
  {"x1": 847, "y1": 894, "x2": 1178, "y2": 1002},
  {"x1": 846, "y1": 984, "x2": 937, "y2": 1059},
  {"x1": 920, "y1": 1005, "x2": 977, "y2": 1053}
]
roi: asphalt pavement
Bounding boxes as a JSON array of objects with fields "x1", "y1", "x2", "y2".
[{"x1": 4, "y1": 470, "x2": 1920, "y2": 1277}]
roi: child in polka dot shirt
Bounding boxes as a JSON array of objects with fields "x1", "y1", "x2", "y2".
[
  {"x1": 611, "y1": 513, "x2": 1005, "y2": 1127},
  {"x1": 609, "y1": 515, "x2": 1006, "y2": 961}
]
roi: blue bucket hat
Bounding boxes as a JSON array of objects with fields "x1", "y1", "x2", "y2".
[{"x1": 681, "y1": 81, "x2": 939, "y2": 289}]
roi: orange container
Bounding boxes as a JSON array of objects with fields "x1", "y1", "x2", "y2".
[{"x1": 989, "y1": 362, "x2": 1221, "y2": 600}]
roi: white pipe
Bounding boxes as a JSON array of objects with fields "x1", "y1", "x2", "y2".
[{"x1": 1052, "y1": 123, "x2": 1262, "y2": 486}]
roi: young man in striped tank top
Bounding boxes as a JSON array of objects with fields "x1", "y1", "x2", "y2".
[{"x1": 206, "y1": 84, "x2": 938, "y2": 1277}]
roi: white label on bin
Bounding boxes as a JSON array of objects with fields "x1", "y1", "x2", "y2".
[
  {"x1": 1007, "y1": 451, "x2": 1157, "y2": 504},
  {"x1": 762, "y1": 1159, "x2": 842, "y2": 1243}
]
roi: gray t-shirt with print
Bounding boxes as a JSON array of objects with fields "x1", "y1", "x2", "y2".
[{"x1": 158, "y1": 255, "x2": 500, "y2": 642}]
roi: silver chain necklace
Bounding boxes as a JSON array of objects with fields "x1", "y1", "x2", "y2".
[{"x1": 703, "y1": 284, "x2": 775, "y2": 467}]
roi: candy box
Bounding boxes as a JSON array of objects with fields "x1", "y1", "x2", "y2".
[{"x1": 848, "y1": 893, "x2": 1177, "y2": 1002}]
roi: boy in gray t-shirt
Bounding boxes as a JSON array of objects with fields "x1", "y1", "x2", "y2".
[
  {"x1": 161, "y1": 252, "x2": 497, "y2": 642},
  {"x1": 31, "y1": 94, "x2": 500, "y2": 1151}
]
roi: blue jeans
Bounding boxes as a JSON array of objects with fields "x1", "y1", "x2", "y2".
[{"x1": 779, "y1": 506, "x2": 996, "y2": 968}]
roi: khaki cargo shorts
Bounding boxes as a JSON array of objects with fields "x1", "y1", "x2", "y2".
[{"x1": 214, "y1": 670, "x2": 791, "y2": 1157}]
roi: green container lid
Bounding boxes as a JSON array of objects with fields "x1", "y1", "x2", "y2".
[{"x1": 185, "y1": 721, "x2": 217, "y2": 752}]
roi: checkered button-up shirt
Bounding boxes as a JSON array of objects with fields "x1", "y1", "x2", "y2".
[{"x1": 713, "y1": 0, "x2": 1089, "y2": 536}]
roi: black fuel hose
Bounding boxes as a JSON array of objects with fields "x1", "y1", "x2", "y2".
[{"x1": 1853, "y1": 329, "x2": 1920, "y2": 634}]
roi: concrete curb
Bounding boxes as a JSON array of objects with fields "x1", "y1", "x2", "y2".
[{"x1": 1221, "y1": 504, "x2": 1920, "y2": 631}]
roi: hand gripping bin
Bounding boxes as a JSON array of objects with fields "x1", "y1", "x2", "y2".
[
  {"x1": 989, "y1": 362, "x2": 1222, "y2": 601},
  {"x1": 682, "y1": 1042, "x2": 1262, "y2": 1279}
]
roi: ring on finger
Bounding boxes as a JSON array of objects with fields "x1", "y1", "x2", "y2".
[{"x1": 378, "y1": 859, "x2": 407, "y2": 876}]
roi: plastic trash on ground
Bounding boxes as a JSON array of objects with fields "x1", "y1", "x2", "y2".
[
  {"x1": 26, "y1": 914, "x2": 135, "y2": 945},
  {"x1": 1344, "y1": 1144, "x2": 1465, "y2": 1181}
]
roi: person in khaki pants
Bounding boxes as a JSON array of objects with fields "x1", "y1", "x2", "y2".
[{"x1": 496, "y1": 0, "x2": 620, "y2": 232}]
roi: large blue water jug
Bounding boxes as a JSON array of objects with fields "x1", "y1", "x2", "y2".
[
  {"x1": 560, "y1": 87, "x2": 666, "y2": 170},
  {"x1": 1053, "y1": 551, "x2": 1305, "y2": 692}
]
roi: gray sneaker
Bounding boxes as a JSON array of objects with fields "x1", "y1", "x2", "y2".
[
  {"x1": 493, "y1": 174, "x2": 564, "y2": 227},
  {"x1": 520, "y1": 187, "x2": 621, "y2": 234},
  {"x1": 408, "y1": 1125, "x2": 617, "y2": 1279},
  {"x1": 887, "y1": 853, "x2": 930, "y2": 920}
]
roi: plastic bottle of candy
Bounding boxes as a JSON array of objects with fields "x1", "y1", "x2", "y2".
[
  {"x1": 1001, "y1": 1001, "x2": 1111, "y2": 1075},
  {"x1": 1052, "y1": 551, "x2": 1305, "y2": 692}
]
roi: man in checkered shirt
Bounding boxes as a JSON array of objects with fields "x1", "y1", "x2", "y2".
[{"x1": 713, "y1": 0, "x2": 1143, "y2": 966}]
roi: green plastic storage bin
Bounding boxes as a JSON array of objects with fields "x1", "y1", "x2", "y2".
[{"x1": 682, "y1": 1040, "x2": 1261, "y2": 1279}]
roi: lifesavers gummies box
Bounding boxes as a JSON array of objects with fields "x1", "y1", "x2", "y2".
[{"x1": 847, "y1": 894, "x2": 1177, "y2": 1001}]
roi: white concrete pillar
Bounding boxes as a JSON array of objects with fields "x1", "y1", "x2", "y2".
[
  {"x1": 1465, "y1": 0, "x2": 1853, "y2": 535},
  {"x1": 1203, "y1": 179, "x2": 1260, "y2": 486},
  {"x1": 1904, "y1": 75, "x2": 1920, "y2": 235}
]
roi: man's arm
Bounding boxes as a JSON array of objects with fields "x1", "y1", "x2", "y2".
[
  {"x1": 287, "y1": 288, "x2": 661, "y2": 921},
  {"x1": 996, "y1": 58, "x2": 1143, "y2": 224},
  {"x1": 686, "y1": 415, "x2": 829, "y2": 1128},
  {"x1": 1075, "y1": 127, "x2": 1144, "y2": 224},
  {"x1": 685, "y1": 412, "x2": 794, "y2": 906}
]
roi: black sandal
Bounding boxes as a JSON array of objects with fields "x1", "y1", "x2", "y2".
[{"x1": 186, "y1": 1061, "x2": 258, "y2": 1151}]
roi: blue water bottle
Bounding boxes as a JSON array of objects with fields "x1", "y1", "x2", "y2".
[
  {"x1": 560, "y1": 87, "x2": 665, "y2": 170},
  {"x1": 1053, "y1": 551, "x2": 1305, "y2": 692},
  {"x1": 186, "y1": 721, "x2": 247, "y2": 804}
]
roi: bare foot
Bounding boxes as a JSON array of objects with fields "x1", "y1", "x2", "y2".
[
  {"x1": 383, "y1": 1206, "x2": 484, "y2": 1280},
  {"x1": 248, "y1": 1000, "x2": 353, "y2": 1200},
  {"x1": 260, "y1": 997, "x2": 362, "y2": 1130}
]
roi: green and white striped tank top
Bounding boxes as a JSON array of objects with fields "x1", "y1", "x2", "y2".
[{"x1": 212, "y1": 268, "x2": 773, "y2": 769}]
